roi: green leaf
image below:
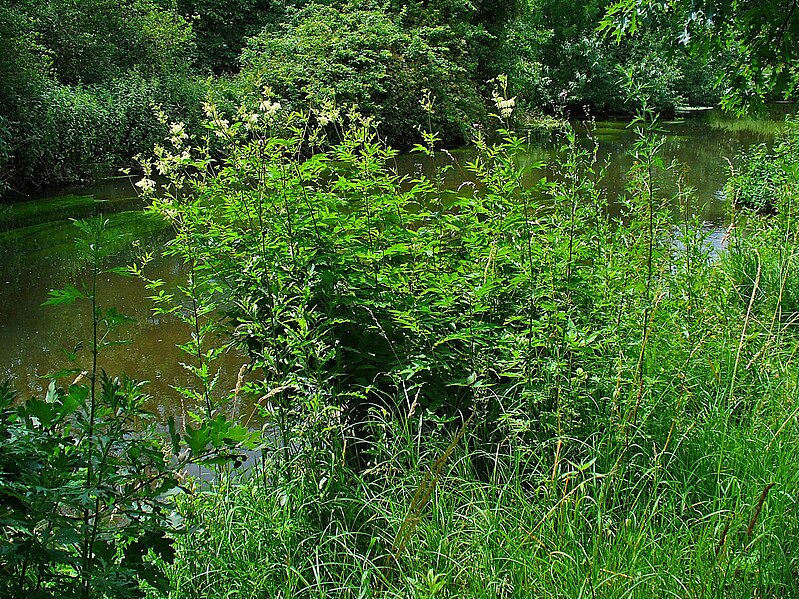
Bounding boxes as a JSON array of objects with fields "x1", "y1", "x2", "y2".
[
  {"x1": 167, "y1": 416, "x2": 181, "y2": 455},
  {"x1": 42, "y1": 285, "x2": 85, "y2": 306},
  {"x1": 183, "y1": 423, "x2": 212, "y2": 455}
]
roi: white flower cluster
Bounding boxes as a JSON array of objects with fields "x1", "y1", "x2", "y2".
[
  {"x1": 314, "y1": 98, "x2": 341, "y2": 127},
  {"x1": 135, "y1": 87, "x2": 290, "y2": 202},
  {"x1": 493, "y1": 96, "x2": 516, "y2": 120},
  {"x1": 169, "y1": 122, "x2": 187, "y2": 141},
  {"x1": 419, "y1": 89, "x2": 435, "y2": 115},
  {"x1": 257, "y1": 86, "x2": 282, "y2": 121},
  {"x1": 135, "y1": 176, "x2": 156, "y2": 192},
  {"x1": 258, "y1": 99, "x2": 282, "y2": 117},
  {"x1": 491, "y1": 74, "x2": 516, "y2": 120},
  {"x1": 202, "y1": 101, "x2": 232, "y2": 137}
]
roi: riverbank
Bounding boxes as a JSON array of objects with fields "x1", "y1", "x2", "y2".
[
  {"x1": 3, "y1": 109, "x2": 798, "y2": 597},
  {"x1": 156, "y1": 112, "x2": 799, "y2": 597}
]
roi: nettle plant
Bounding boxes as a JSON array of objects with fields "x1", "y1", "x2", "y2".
[{"x1": 0, "y1": 218, "x2": 254, "y2": 598}]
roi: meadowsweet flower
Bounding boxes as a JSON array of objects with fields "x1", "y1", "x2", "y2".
[
  {"x1": 495, "y1": 97, "x2": 516, "y2": 119},
  {"x1": 241, "y1": 109, "x2": 260, "y2": 131},
  {"x1": 490, "y1": 74, "x2": 516, "y2": 120},
  {"x1": 169, "y1": 122, "x2": 187, "y2": 140},
  {"x1": 420, "y1": 89, "x2": 435, "y2": 114},
  {"x1": 258, "y1": 100, "x2": 281, "y2": 116},
  {"x1": 313, "y1": 98, "x2": 341, "y2": 127},
  {"x1": 213, "y1": 118, "x2": 230, "y2": 137},
  {"x1": 135, "y1": 177, "x2": 156, "y2": 192}
]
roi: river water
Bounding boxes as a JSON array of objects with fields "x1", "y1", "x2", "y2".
[{"x1": 0, "y1": 108, "x2": 791, "y2": 420}]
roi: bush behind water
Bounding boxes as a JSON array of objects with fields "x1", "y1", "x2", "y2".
[
  {"x1": 5, "y1": 74, "x2": 208, "y2": 188},
  {"x1": 727, "y1": 114, "x2": 799, "y2": 212}
]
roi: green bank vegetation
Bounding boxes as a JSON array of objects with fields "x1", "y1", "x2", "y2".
[
  {"x1": 2, "y1": 1, "x2": 799, "y2": 597},
  {"x1": 3, "y1": 92, "x2": 798, "y2": 596},
  {"x1": 727, "y1": 114, "x2": 799, "y2": 213}
]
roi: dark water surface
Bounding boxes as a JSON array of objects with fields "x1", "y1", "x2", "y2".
[{"x1": 0, "y1": 107, "x2": 791, "y2": 420}]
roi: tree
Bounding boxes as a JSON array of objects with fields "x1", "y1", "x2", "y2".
[
  {"x1": 176, "y1": 0, "x2": 273, "y2": 73},
  {"x1": 238, "y1": 2, "x2": 485, "y2": 145},
  {"x1": 601, "y1": 0, "x2": 799, "y2": 111},
  {"x1": 30, "y1": 0, "x2": 195, "y2": 85}
]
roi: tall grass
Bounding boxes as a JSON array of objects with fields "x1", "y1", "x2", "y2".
[{"x1": 164, "y1": 393, "x2": 799, "y2": 597}]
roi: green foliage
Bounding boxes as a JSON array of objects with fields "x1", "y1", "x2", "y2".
[
  {"x1": 507, "y1": 0, "x2": 719, "y2": 115},
  {"x1": 4, "y1": 0, "x2": 796, "y2": 591},
  {"x1": 177, "y1": 0, "x2": 272, "y2": 73},
  {"x1": 0, "y1": 217, "x2": 257, "y2": 597},
  {"x1": 0, "y1": 218, "x2": 179, "y2": 597},
  {"x1": 0, "y1": 0, "x2": 199, "y2": 190},
  {"x1": 0, "y1": 0, "x2": 733, "y2": 192},
  {"x1": 0, "y1": 3, "x2": 50, "y2": 108},
  {"x1": 601, "y1": 0, "x2": 799, "y2": 112},
  {"x1": 0, "y1": 3, "x2": 48, "y2": 191},
  {"x1": 5, "y1": 74, "x2": 208, "y2": 187},
  {"x1": 133, "y1": 107, "x2": 799, "y2": 596},
  {"x1": 0, "y1": 374, "x2": 180, "y2": 598},
  {"x1": 386, "y1": 0, "x2": 526, "y2": 81},
  {"x1": 238, "y1": 1, "x2": 484, "y2": 146},
  {"x1": 165, "y1": 406, "x2": 799, "y2": 597},
  {"x1": 139, "y1": 96, "x2": 589, "y2": 458},
  {"x1": 27, "y1": 0, "x2": 195, "y2": 85},
  {"x1": 727, "y1": 115, "x2": 799, "y2": 212}
]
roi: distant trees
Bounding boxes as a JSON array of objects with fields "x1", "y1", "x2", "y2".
[
  {"x1": 176, "y1": 0, "x2": 272, "y2": 73},
  {"x1": 497, "y1": 0, "x2": 720, "y2": 114},
  {"x1": 0, "y1": 0, "x2": 742, "y2": 191},
  {"x1": 8, "y1": 0, "x2": 194, "y2": 85},
  {"x1": 0, "y1": 0, "x2": 199, "y2": 190},
  {"x1": 238, "y1": 1, "x2": 487, "y2": 145}
]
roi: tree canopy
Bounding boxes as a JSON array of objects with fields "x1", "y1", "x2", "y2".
[
  {"x1": 601, "y1": 0, "x2": 799, "y2": 110},
  {"x1": 0, "y1": 0, "x2": 761, "y2": 191}
]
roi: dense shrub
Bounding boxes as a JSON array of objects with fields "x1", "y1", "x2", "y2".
[
  {"x1": 176, "y1": 0, "x2": 273, "y2": 73},
  {"x1": 494, "y1": 0, "x2": 720, "y2": 116},
  {"x1": 0, "y1": 0, "x2": 198, "y2": 190},
  {"x1": 31, "y1": 0, "x2": 195, "y2": 85},
  {"x1": 238, "y1": 2, "x2": 485, "y2": 146},
  {"x1": 5, "y1": 75, "x2": 209, "y2": 187},
  {"x1": 727, "y1": 115, "x2": 799, "y2": 212}
]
